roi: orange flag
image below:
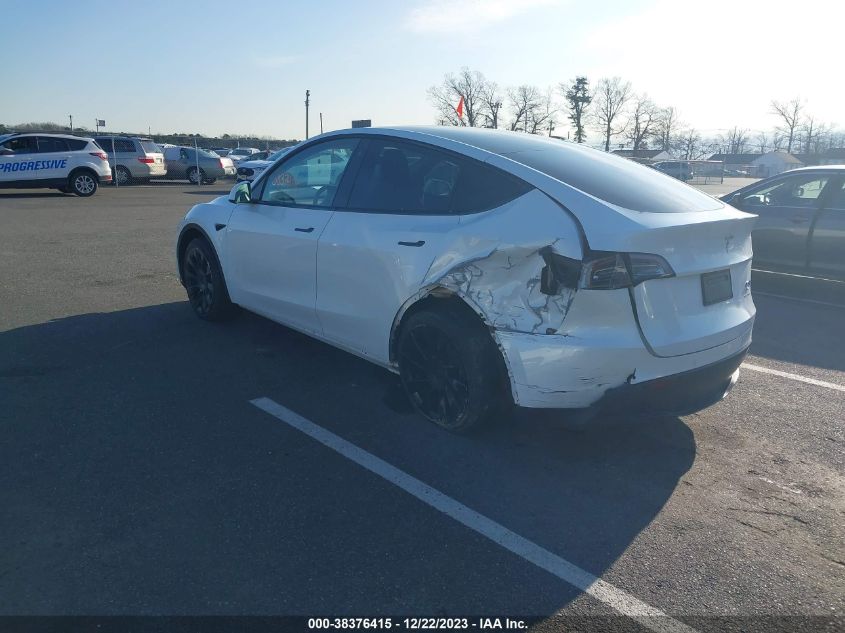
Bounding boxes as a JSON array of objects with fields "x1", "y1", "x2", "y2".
[{"x1": 456, "y1": 96, "x2": 464, "y2": 119}]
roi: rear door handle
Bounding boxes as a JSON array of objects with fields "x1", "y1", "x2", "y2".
[
  {"x1": 295, "y1": 227, "x2": 315, "y2": 233},
  {"x1": 398, "y1": 240, "x2": 425, "y2": 247}
]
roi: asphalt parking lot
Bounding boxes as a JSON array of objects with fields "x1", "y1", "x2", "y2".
[{"x1": 1, "y1": 183, "x2": 843, "y2": 631}]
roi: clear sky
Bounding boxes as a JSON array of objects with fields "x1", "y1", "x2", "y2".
[{"x1": 0, "y1": 0, "x2": 842, "y2": 141}]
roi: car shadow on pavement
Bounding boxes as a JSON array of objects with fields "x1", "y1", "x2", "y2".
[
  {"x1": 0, "y1": 303, "x2": 695, "y2": 616},
  {"x1": 0, "y1": 191, "x2": 69, "y2": 199}
]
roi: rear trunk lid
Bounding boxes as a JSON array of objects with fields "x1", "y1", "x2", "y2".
[{"x1": 622, "y1": 210, "x2": 756, "y2": 356}]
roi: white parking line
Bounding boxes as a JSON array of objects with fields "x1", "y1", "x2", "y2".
[
  {"x1": 752, "y1": 291, "x2": 845, "y2": 310},
  {"x1": 742, "y1": 363, "x2": 845, "y2": 393},
  {"x1": 250, "y1": 397, "x2": 697, "y2": 633}
]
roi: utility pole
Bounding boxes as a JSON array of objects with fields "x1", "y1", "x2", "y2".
[
  {"x1": 305, "y1": 90, "x2": 310, "y2": 139},
  {"x1": 319, "y1": 112, "x2": 323, "y2": 135},
  {"x1": 68, "y1": 115, "x2": 73, "y2": 132}
]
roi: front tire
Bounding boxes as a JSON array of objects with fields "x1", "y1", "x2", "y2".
[
  {"x1": 397, "y1": 307, "x2": 504, "y2": 433},
  {"x1": 181, "y1": 238, "x2": 235, "y2": 321},
  {"x1": 69, "y1": 170, "x2": 98, "y2": 197}
]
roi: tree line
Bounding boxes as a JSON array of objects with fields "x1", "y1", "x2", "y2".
[{"x1": 428, "y1": 68, "x2": 844, "y2": 159}]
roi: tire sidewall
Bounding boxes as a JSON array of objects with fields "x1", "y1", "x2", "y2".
[
  {"x1": 398, "y1": 308, "x2": 503, "y2": 432},
  {"x1": 69, "y1": 170, "x2": 98, "y2": 197},
  {"x1": 114, "y1": 165, "x2": 131, "y2": 186},
  {"x1": 182, "y1": 238, "x2": 234, "y2": 321}
]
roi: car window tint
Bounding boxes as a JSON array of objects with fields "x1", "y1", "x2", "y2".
[
  {"x1": 1, "y1": 136, "x2": 38, "y2": 154},
  {"x1": 260, "y1": 138, "x2": 359, "y2": 207},
  {"x1": 742, "y1": 175, "x2": 830, "y2": 207},
  {"x1": 36, "y1": 137, "x2": 69, "y2": 153},
  {"x1": 451, "y1": 159, "x2": 532, "y2": 213},
  {"x1": 139, "y1": 141, "x2": 160, "y2": 154},
  {"x1": 826, "y1": 181, "x2": 845, "y2": 210},
  {"x1": 66, "y1": 138, "x2": 88, "y2": 151},
  {"x1": 348, "y1": 139, "x2": 530, "y2": 214}
]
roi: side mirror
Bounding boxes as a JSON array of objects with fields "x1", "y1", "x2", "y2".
[{"x1": 229, "y1": 181, "x2": 251, "y2": 204}]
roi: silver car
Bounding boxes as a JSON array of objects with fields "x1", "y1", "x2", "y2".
[
  {"x1": 94, "y1": 136, "x2": 166, "y2": 185},
  {"x1": 162, "y1": 146, "x2": 236, "y2": 184}
]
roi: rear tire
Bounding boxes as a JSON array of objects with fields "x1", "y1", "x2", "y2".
[
  {"x1": 397, "y1": 306, "x2": 504, "y2": 433},
  {"x1": 69, "y1": 170, "x2": 98, "y2": 197},
  {"x1": 113, "y1": 165, "x2": 131, "y2": 186},
  {"x1": 187, "y1": 167, "x2": 205, "y2": 185},
  {"x1": 181, "y1": 238, "x2": 236, "y2": 321}
]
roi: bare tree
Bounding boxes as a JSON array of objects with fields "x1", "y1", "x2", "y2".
[
  {"x1": 527, "y1": 88, "x2": 558, "y2": 135},
  {"x1": 561, "y1": 76, "x2": 591, "y2": 143},
  {"x1": 593, "y1": 77, "x2": 632, "y2": 151},
  {"x1": 654, "y1": 106, "x2": 680, "y2": 153},
  {"x1": 478, "y1": 81, "x2": 504, "y2": 129},
  {"x1": 770, "y1": 97, "x2": 804, "y2": 153},
  {"x1": 507, "y1": 85, "x2": 543, "y2": 132},
  {"x1": 719, "y1": 126, "x2": 750, "y2": 154},
  {"x1": 754, "y1": 131, "x2": 770, "y2": 153},
  {"x1": 678, "y1": 128, "x2": 703, "y2": 160},
  {"x1": 625, "y1": 95, "x2": 658, "y2": 151},
  {"x1": 800, "y1": 116, "x2": 828, "y2": 154},
  {"x1": 427, "y1": 68, "x2": 490, "y2": 127}
]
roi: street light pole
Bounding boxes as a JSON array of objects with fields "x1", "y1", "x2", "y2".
[
  {"x1": 69, "y1": 115, "x2": 73, "y2": 132},
  {"x1": 305, "y1": 90, "x2": 310, "y2": 139}
]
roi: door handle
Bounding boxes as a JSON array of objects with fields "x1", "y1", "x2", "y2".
[
  {"x1": 295, "y1": 227, "x2": 315, "y2": 233},
  {"x1": 398, "y1": 240, "x2": 425, "y2": 247}
]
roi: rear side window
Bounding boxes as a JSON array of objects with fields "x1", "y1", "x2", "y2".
[
  {"x1": 347, "y1": 138, "x2": 530, "y2": 215},
  {"x1": 98, "y1": 138, "x2": 136, "y2": 153},
  {"x1": 66, "y1": 138, "x2": 88, "y2": 151},
  {"x1": 36, "y1": 137, "x2": 69, "y2": 152}
]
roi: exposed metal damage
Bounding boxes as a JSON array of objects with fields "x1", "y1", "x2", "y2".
[{"x1": 421, "y1": 238, "x2": 577, "y2": 336}]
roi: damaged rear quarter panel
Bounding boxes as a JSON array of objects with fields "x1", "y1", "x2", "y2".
[{"x1": 419, "y1": 188, "x2": 583, "y2": 336}]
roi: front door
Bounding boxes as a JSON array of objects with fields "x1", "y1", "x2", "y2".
[
  {"x1": 225, "y1": 137, "x2": 360, "y2": 334},
  {"x1": 737, "y1": 172, "x2": 833, "y2": 271}
]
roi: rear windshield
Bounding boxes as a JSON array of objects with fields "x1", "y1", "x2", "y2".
[
  {"x1": 198, "y1": 148, "x2": 219, "y2": 158},
  {"x1": 502, "y1": 146, "x2": 721, "y2": 213},
  {"x1": 140, "y1": 141, "x2": 161, "y2": 154}
]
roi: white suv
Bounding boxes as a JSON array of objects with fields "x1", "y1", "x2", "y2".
[{"x1": 0, "y1": 133, "x2": 112, "y2": 196}]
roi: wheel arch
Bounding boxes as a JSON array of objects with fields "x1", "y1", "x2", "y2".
[
  {"x1": 177, "y1": 223, "x2": 221, "y2": 286},
  {"x1": 388, "y1": 286, "x2": 515, "y2": 403},
  {"x1": 67, "y1": 166, "x2": 98, "y2": 182}
]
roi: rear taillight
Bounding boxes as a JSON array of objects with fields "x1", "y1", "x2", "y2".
[
  {"x1": 540, "y1": 249, "x2": 674, "y2": 294},
  {"x1": 219, "y1": 159, "x2": 224, "y2": 169},
  {"x1": 137, "y1": 157, "x2": 155, "y2": 164},
  {"x1": 580, "y1": 252, "x2": 675, "y2": 290},
  {"x1": 90, "y1": 151, "x2": 108, "y2": 161}
]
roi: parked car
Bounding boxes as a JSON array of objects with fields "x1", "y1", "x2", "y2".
[
  {"x1": 652, "y1": 160, "x2": 693, "y2": 181},
  {"x1": 95, "y1": 136, "x2": 166, "y2": 185},
  {"x1": 162, "y1": 146, "x2": 236, "y2": 184},
  {"x1": 0, "y1": 132, "x2": 111, "y2": 196},
  {"x1": 176, "y1": 127, "x2": 755, "y2": 432},
  {"x1": 226, "y1": 147, "x2": 261, "y2": 163},
  {"x1": 236, "y1": 147, "x2": 294, "y2": 182},
  {"x1": 722, "y1": 166, "x2": 845, "y2": 280}
]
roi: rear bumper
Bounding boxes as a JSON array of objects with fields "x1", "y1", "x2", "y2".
[{"x1": 592, "y1": 346, "x2": 747, "y2": 416}]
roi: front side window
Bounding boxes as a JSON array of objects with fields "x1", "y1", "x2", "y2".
[
  {"x1": 825, "y1": 180, "x2": 845, "y2": 210},
  {"x1": 260, "y1": 138, "x2": 358, "y2": 207},
  {"x1": 348, "y1": 138, "x2": 530, "y2": 215},
  {"x1": 742, "y1": 174, "x2": 830, "y2": 208},
  {"x1": 0, "y1": 136, "x2": 38, "y2": 154}
]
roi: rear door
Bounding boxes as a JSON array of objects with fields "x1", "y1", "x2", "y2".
[
  {"x1": 34, "y1": 136, "x2": 72, "y2": 181},
  {"x1": 225, "y1": 137, "x2": 359, "y2": 334},
  {"x1": 315, "y1": 137, "x2": 531, "y2": 363},
  {"x1": 735, "y1": 172, "x2": 833, "y2": 271},
  {"x1": 808, "y1": 176, "x2": 845, "y2": 279}
]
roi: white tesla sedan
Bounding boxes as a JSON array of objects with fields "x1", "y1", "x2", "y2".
[{"x1": 176, "y1": 127, "x2": 755, "y2": 431}]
